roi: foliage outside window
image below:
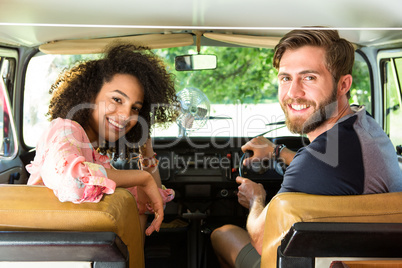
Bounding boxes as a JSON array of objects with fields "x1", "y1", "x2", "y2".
[{"x1": 350, "y1": 53, "x2": 371, "y2": 114}]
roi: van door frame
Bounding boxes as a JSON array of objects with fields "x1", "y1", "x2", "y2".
[
  {"x1": 0, "y1": 46, "x2": 27, "y2": 184},
  {"x1": 377, "y1": 49, "x2": 402, "y2": 158}
]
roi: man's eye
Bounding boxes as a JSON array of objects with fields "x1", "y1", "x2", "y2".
[
  {"x1": 305, "y1": 76, "x2": 315, "y2": 81},
  {"x1": 281, "y1": 77, "x2": 290, "y2": 82}
]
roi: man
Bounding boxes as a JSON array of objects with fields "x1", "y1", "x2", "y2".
[{"x1": 211, "y1": 29, "x2": 402, "y2": 268}]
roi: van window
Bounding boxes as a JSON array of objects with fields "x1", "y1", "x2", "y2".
[
  {"x1": 383, "y1": 58, "x2": 402, "y2": 149},
  {"x1": 350, "y1": 53, "x2": 371, "y2": 114},
  {"x1": 23, "y1": 49, "x2": 372, "y2": 147},
  {"x1": 23, "y1": 54, "x2": 100, "y2": 147}
]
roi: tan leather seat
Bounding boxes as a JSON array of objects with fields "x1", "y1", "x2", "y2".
[
  {"x1": 0, "y1": 185, "x2": 144, "y2": 268},
  {"x1": 261, "y1": 192, "x2": 402, "y2": 268}
]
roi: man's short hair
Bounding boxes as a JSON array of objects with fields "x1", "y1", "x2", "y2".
[{"x1": 273, "y1": 29, "x2": 355, "y2": 98}]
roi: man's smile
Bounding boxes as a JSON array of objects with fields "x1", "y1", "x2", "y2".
[{"x1": 289, "y1": 104, "x2": 311, "y2": 111}]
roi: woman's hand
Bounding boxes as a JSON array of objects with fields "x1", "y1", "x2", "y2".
[
  {"x1": 241, "y1": 136, "x2": 275, "y2": 166},
  {"x1": 135, "y1": 187, "x2": 150, "y2": 214},
  {"x1": 140, "y1": 174, "x2": 164, "y2": 236},
  {"x1": 105, "y1": 168, "x2": 164, "y2": 235}
]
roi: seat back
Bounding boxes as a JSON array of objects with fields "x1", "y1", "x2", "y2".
[
  {"x1": 0, "y1": 185, "x2": 144, "y2": 268},
  {"x1": 261, "y1": 192, "x2": 402, "y2": 268}
]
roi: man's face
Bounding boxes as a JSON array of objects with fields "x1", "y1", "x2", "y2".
[{"x1": 277, "y1": 45, "x2": 338, "y2": 135}]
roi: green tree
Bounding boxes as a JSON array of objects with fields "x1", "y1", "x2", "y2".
[
  {"x1": 155, "y1": 46, "x2": 278, "y2": 104},
  {"x1": 350, "y1": 60, "x2": 371, "y2": 113}
]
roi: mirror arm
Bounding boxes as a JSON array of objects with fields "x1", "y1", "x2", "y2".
[{"x1": 193, "y1": 30, "x2": 204, "y2": 54}]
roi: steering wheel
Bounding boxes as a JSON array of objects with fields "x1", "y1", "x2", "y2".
[
  {"x1": 238, "y1": 123, "x2": 287, "y2": 180},
  {"x1": 238, "y1": 150, "x2": 286, "y2": 180}
]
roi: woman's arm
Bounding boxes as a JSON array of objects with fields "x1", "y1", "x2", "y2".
[
  {"x1": 135, "y1": 137, "x2": 175, "y2": 212},
  {"x1": 30, "y1": 119, "x2": 163, "y2": 235},
  {"x1": 140, "y1": 138, "x2": 162, "y2": 188},
  {"x1": 35, "y1": 119, "x2": 116, "y2": 203},
  {"x1": 105, "y1": 168, "x2": 155, "y2": 188}
]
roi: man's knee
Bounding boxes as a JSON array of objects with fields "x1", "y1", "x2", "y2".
[
  {"x1": 211, "y1": 224, "x2": 254, "y2": 267},
  {"x1": 211, "y1": 224, "x2": 238, "y2": 240},
  {"x1": 211, "y1": 224, "x2": 250, "y2": 248}
]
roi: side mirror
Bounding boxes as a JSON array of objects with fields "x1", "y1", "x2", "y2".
[{"x1": 175, "y1": 55, "x2": 217, "y2": 71}]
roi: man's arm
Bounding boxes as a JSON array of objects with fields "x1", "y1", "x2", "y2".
[
  {"x1": 236, "y1": 177, "x2": 268, "y2": 254},
  {"x1": 246, "y1": 196, "x2": 268, "y2": 255},
  {"x1": 242, "y1": 136, "x2": 296, "y2": 166}
]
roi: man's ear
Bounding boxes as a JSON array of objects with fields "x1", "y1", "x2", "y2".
[{"x1": 338, "y1": 74, "x2": 353, "y2": 97}]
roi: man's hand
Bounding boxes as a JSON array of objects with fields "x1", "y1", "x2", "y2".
[
  {"x1": 241, "y1": 136, "x2": 275, "y2": 166},
  {"x1": 236, "y1": 176, "x2": 268, "y2": 254},
  {"x1": 236, "y1": 177, "x2": 266, "y2": 209}
]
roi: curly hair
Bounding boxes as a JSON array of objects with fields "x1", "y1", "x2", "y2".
[{"x1": 48, "y1": 42, "x2": 178, "y2": 155}]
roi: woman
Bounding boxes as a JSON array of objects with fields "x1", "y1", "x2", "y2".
[{"x1": 26, "y1": 43, "x2": 178, "y2": 236}]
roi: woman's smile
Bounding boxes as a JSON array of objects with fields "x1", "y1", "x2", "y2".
[{"x1": 107, "y1": 117, "x2": 127, "y2": 131}]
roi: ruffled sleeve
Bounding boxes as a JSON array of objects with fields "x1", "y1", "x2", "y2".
[{"x1": 26, "y1": 118, "x2": 116, "y2": 203}]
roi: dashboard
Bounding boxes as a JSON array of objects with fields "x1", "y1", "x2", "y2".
[
  {"x1": 149, "y1": 136, "x2": 308, "y2": 219},
  {"x1": 110, "y1": 135, "x2": 307, "y2": 222}
]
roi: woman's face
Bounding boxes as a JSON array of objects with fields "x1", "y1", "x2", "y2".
[{"x1": 86, "y1": 73, "x2": 144, "y2": 145}]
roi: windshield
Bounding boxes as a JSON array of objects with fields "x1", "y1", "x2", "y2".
[
  {"x1": 153, "y1": 46, "x2": 289, "y2": 138},
  {"x1": 23, "y1": 46, "x2": 371, "y2": 147}
]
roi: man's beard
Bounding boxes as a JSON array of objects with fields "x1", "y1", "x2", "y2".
[{"x1": 281, "y1": 86, "x2": 338, "y2": 135}]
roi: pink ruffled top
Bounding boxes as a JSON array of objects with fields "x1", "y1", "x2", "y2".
[{"x1": 26, "y1": 118, "x2": 174, "y2": 206}]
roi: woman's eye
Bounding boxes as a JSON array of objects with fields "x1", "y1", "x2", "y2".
[
  {"x1": 132, "y1": 106, "x2": 141, "y2": 112},
  {"x1": 112, "y1": 97, "x2": 122, "y2": 103}
]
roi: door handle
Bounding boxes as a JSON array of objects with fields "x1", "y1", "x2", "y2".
[{"x1": 9, "y1": 172, "x2": 20, "y2": 184}]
